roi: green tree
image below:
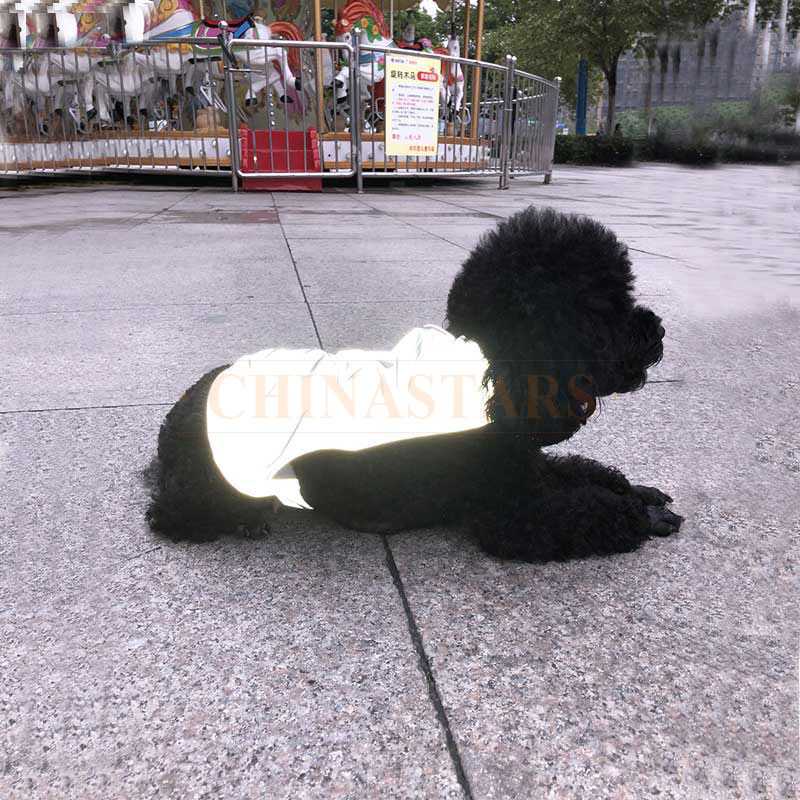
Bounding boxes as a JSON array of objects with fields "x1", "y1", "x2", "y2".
[
  {"x1": 552, "y1": 0, "x2": 654, "y2": 131},
  {"x1": 393, "y1": 7, "x2": 441, "y2": 45},
  {"x1": 482, "y1": 4, "x2": 587, "y2": 103},
  {"x1": 426, "y1": 0, "x2": 588, "y2": 100},
  {"x1": 538, "y1": 0, "x2": 728, "y2": 131}
]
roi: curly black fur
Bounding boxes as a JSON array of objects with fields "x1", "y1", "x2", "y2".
[
  {"x1": 145, "y1": 207, "x2": 681, "y2": 562},
  {"x1": 446, "y1": 206, "x2": 665, "y2": 427},
  {"x1": 144, "y1": 366, "x2": 276, "y2": 542}
]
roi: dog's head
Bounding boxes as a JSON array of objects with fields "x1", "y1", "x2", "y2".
[{"x1": 445, "y1": 207, "x2": 664, "y2": 444}]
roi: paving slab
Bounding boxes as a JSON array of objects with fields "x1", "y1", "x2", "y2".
[
  {"x1": 380, "y1": 166, "x2": 800, "y2": 798},
  {"x1": 1, "y1": 226, "x2": 299, "y2": 313},
  {"x1": 0, "y1": 407, "x2": 462, "y2": 799},
  {"x1": 281, "y1": 222, "x2": 423, "y2": 240},
  {"x1": 276, "y1": 211, "x2": 394, "y2": 229},
  {"x1": 0, "y1": 302, "x2": 316, "y2": 411},
  {"x1": 1, "y1": 164, "x2": 798, "y2": 799},
  {"x1": 288, "y1": 236, "x2": 465, "y2": 263},
  {"x1": 296, "y1": 258, "x2": 457, "y2": 303},
  {"x1": 310, "y1": 300, "x2": 449, "y2": 350}
]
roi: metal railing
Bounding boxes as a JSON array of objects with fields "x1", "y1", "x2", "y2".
[
  {"x1": 508, "y1": 67, "x2": 562, "y2": 185},
  {"x1": 1, "y1": 35, "x2": 560, "y2": 191},
  {"x1": 1, "y1": 40, "x2": 234, "y2": 174}
]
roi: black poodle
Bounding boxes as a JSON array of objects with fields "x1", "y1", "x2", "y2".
[{"x1": 145, "y1": 207, "x2": 682, "y2": 562}]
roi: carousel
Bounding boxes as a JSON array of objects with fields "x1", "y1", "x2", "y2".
[{"x1": 0, "y1": 0, "x2": 547, "y2": 184}]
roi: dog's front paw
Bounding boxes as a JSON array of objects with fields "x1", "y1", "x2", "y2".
[
  {"x1": 632, "y1": 484, "x2": 673, "y2": 507},
  {"x1": 646, "y1": 505, "x2": 683, "y2": 537},
  {"x1": 234, "y1": 521, "x2": 271, "y2": 539}
]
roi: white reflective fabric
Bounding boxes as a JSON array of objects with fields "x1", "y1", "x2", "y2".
[{"x1": 206, "y1": 325, "x2": 489, "y2": 508}]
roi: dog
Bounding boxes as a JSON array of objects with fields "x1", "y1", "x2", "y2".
[{"x1": 144, "y1": 207, "x2": 682, "y2": 562}]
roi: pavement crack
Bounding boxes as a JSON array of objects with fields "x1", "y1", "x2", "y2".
[
  {"x1": 0, "y1": 401, "x2": 173, "y2": 415},
  {"x1": 127, "y1": 189, "x2": 199, "y2": 229},
  {"x1": 0, "y1": 299, "x2": 306, "y2": 318},
  {"x1": 382, "y1": 536, "x2": 475, "y2": 800},
  {"x1": 272, "y1": 196, "x2": 324, "y2": 349},
  {"x1": 120, "y1": 545, "x2": 163, "y2": 562},
  {"x1": 399, "y1": 189, "x2": 507, "y2": 221},
  {"x1": 349, "y1": 193, "x2": 472, "y2": 252},
  {"x1": 628, "y1": 246, "x2": 682, "y2": 260}
]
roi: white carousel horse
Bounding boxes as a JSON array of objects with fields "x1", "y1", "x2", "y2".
[
  {"x1": 331, "y1": 0, "x2": 389, "y2": 93},
  {"x1": 0, "y1": 0, "x2": 146, "y2": 131},
  {"x1": 397, "y1": 23, "x2": 465, "y2": 120},
  {"x1": 2, "y1": 0, "x2": 305, "y2": 135},
  {"x1": 135, "y1": 0, "x2": 304, "y2": 112},
  {"x1": 0, "y1": 1, "x2": 114, "y2": 131},
  {"x1": 44, "y1": 0, "x2": 116, "y2": 127},
  {"x1": 36, "y1": 0, "x2": 157, "y2": 128},
  {"x1": 439, "y1": 29, "x2": 464, "y2": 120},
  {"x1": 3, "y1": 7, "x2": 63, "y2": 132},
  {"x1": 329, "y1": 0, "x2": 464, "y2": 130},
  {"x1": 243, "y1": 19, "x2": 305, "y2": 111}
]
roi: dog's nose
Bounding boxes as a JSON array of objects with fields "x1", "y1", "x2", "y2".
[{"x1": 657, "y1": 325, "x2": 665, "y2": 339}]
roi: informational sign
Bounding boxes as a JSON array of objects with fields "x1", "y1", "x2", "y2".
[{"x1": 385, "y1": 52, "x2": 441, "y2": 158}]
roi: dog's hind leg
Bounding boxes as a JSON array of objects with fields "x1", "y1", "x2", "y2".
[{"x1": 144, "y1": 366, "x2": 276, "y2": 543}]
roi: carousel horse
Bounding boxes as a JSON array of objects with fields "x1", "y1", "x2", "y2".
[
  {"x1": 4, "y1": 0, "x2": 305, "y2": 136},
  {"x1": 396, "y1": 22, "x2": 464, "y2": 122},
  {"x1": 329, "y1": 0, "x2": 464, "y2": 130},
  {"x1": 0, "y1": 0, "x2": 143, "y2": 134},
  {"x1": 439, "y1": 28, "x2": 465, "y2": 121},
  {"x1": 0, "y1": 1, "x2": 109, "y2": 133},
  {"x1": 134, "y1": 0, "x2": 304, "y2": 112},
  {"x1": 187, "y1": 16, "x2": 304, "y2": 113},
  {"x1": 2, "y1": 7, "x2": 64, "y2": 134},
  {"x1": 51, "y1": 0, "x2": 159, "y2": 130},
  {"x1": 328, "y1": 0, "x2": 390, "y2": 129},
  {"x1": 46, "y1": 0, "x2": 137, "y2": 130}
]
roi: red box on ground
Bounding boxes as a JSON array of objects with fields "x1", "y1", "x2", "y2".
[{"x1": 239, "y1": 126, "x2": 322, "y2": 192}]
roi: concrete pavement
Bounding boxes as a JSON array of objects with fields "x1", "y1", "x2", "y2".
[{"x1": 1, "y1": 165, "x2": 798, "y2": 799}]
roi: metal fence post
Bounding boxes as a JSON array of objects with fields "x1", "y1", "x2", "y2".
[
  {"x1": 498, "y1": 54, "x2": 516, "y2": 190},
  {"x1": 544, "y1": 75, "x2": 561, "y2": 185},
  {"x1": 218, "y1": 21, "x2": 240, "y2": 192},
  {"x1": 575, "y1": 58, "x2": 588, "y2": 136},
  {"x1": 350, "y1": 31, "x2": 364, "y2": 194}
]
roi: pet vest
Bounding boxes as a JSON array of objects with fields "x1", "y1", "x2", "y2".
[{"x1": 206, "y1": 325, "x2": 489, "y2": 508}]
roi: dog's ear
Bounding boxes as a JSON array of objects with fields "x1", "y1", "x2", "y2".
[{"x1": 446, "y1": 207, "x2": 636, "y2": 439}]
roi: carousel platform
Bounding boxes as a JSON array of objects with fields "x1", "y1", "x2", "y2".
[
  {"x1": 319, "y1": 131, "x2": 492, "y2": 172},
  {"x1": 0, "y1": 129, "x2": 232, "y2": 173},
  {"x1": 1, "y1": 128, "x2": 492, "y2": 175}
]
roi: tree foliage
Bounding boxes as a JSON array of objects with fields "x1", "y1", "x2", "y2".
[
  {"x1": 474, "y1": 0, "x2": 732, "y2": 129},
  {"x1": 343, "y1": 0, "x2": 791, "y2": 131},
  {"x1": 394, "y1": 7, "x2": 442, "y2": 44}
]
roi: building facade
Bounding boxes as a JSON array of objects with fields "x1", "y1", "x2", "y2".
[{"x1": 611, "y1": 11, "x2": 800, "y2": 113}]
